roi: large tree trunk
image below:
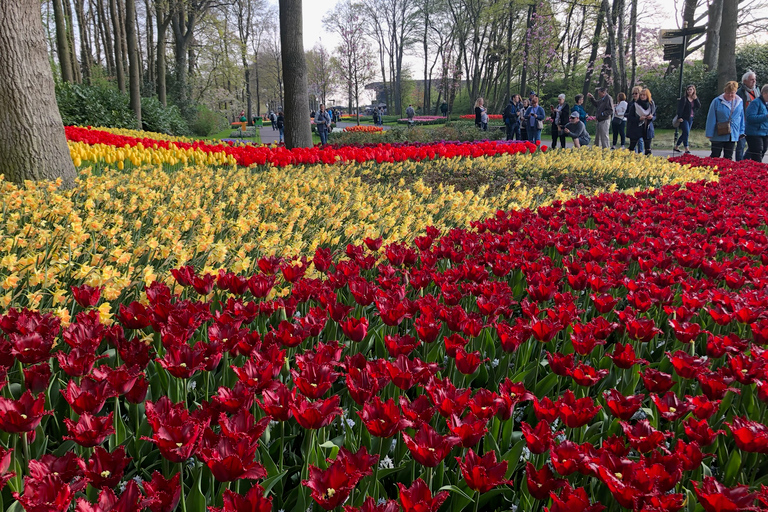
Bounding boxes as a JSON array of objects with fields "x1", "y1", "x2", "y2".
[
  {"x1": 125, "y1": 0, "x2": 141, "y2": 124},
  {"x1": 144, "y1": 0, "x2": 155, "y2": 94},
  {"x1": 716, "y1": 0, "x2": 737, "y2": 91},
  {"x1": 629, "y1": 0, "x2": 637, "y2": 86},
  {"x1": 109, "y1": 0, "x2": 125, "y2": 92},
  {"x1": 279, "y1": 0, "x2": 312, "y2": 148},
  {"x1": 73, "y1": 0, "x2": 92, "y2": 84},
  {"x1": 583, "y1": 1, "x2": 605, "y2": 96},
  {"x1": 97, "y1": 0, "x2": 115, "y2": 76},
  {"x1": 0, "y1": 0, "x2": 77, "y2": 187},
  {"x1": 519, "y1": 2, "x2": 535, "y2": 96},
  {"x1": 703, "y1": 0, "x2": 723, "y2": 71},
  {"x1": 52, "y1": 0, "x2": 74, "y2": 82},
  {"x1": 62, "y1": 0, "x2": 82, "y2": 83},
  {"x1": 156, "y1": 4, "x2": 170, "y2": 106}
]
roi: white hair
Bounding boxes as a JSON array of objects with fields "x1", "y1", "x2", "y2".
[
  {"x1": 558, "y1": 94, "x2": 566, "y2": 100},
  {"x1": 742, "y1": 70, "x2": 757, "y2": 83}
]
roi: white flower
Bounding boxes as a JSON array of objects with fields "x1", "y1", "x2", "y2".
[
  {"x1": 521, "y1": 447, "x2": 531, "y2": 460},
  {"x1": 346, "y1": 418, "x2": 356, "y2": 428},
  {"x1": 188, "y1": 381, "x2": 197, "y2": 390},
  {"x1": 379, "y1": 456, "x2": 394, "y2": 469},
  {"x1": 377, "y1": 498, "x2": 387, "y2": 505},
  {"x1": 390, "y1": 438, "x2": 397, "y2": 452},
  {"x1": 491, "y1": 358, "x2": 500, "y2": 368}
]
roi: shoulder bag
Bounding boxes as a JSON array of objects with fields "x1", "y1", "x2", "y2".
[{"x1": 716, "y1": 101, "x2": 733, "y2": 136}]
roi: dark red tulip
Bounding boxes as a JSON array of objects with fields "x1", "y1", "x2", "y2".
[
  {"x1": 607, "y1": 342, "x2": 648, "y2": 369},
  {"x1": 687, "y1": 395, "x2": 719, "y2": 420},
  {"x1": 558, "y1": 390, "x2": 601, "y2": 428},
  {"x1": 28, "y1": 453, "x2": 87, "y2": 491},
  {"x1": 546, "y1": 351, "x2": 574, "y2": 377},
  {"x1": 693, "y1": 477, "x2": 757, "y2": 512},
  {"x1": 697, "y1": 371, "x2": 740, "y2": 400},
  {"x1": 56, "y1": 347, "x2": 104, "y2": 377},
  {"x1": 467, "y1": 389, "x2": 502, "y2": 420},
  {"x1": 684, "y1": 417, "x2": 724, "y2": 446},
  {"x1": 74, "y1": 480, "x2": 146, "y2": 512},
  {"x1": 570, "y1": 363, "x2": 609, "y2": 387},
  {"x1": 726, "y1": 417, "x2": 768, "y2": 454},
  {"x1": 522, "y1": 420, "x2": 557, "y2": 454},
  {"x1": 143, "y1": 471, "x2": 181, "y2": 512},
  {"x1": 426, "y1": 377, "x2": 471, "y2": 417},
  {"x1": 456, "y1": 449, "x2": 510, "y2": 493},
  {"x1": 668, "y1": 350, "x2": 709, "y2": 380},
  {"x1": 604, "y1": 389, "x2": 644, "y2": 421},
  {"x1": 531, "y1": 318, "x2": 561, "y2": 343},
  {"x1": 70, "y1": 284, "x2": 102, "y2": 308},
  {"x1": 85, "y1": 446, "x2": 130, "y2": 489},
  {"x1": 340, "y1": 316, "x2": 368, "y2": 342},
  {"x1": 652, "y1": 392, "x2": 692, "y2": 422},
  {"x1": 625, "y1": 317, "x2": 662, "y2": 343},
  {"x1": 13, "y1": 475, "x2": 74, "y2": 512},
  {"x1": 399, "y1": 395, "x2": 435, "y2": 426},
  {"x1": 231, "y1": 349, "x2": 285, "y2": 391},
  {"x1": 454, "y1": 347, "x2": 486, "y2": 375},
  {"x1": 303, "y1": 460, "x2": 359, "y2": 510},
  {"x1": 60, "y1": 376, "x2": 114, "y2": 415},
  {"x1": 526, "y1": 462, "x2": 567, "y2": 500},
  {"x1": 533, "y1": 395, "x2": 560, "y2": 423},
  {"x1": 143, "y1": 398, "x2": 209, "y2": 463},
  {"x1": 397, "y1": 478, "x2": 449, "y2": 512},
  {"x1": 639, "y1": 368, "x2": 676, "y2": 394},
  {"x1": 198, "y1": 428, "x2": 267, "y2": 482},
  {"x1": 124, "y1": 374, "x2": 149, "y2": 404},
  {"x1": 547, "y1": 484, "x2": 606, "y2": 512},
  {"x1": 344, "y1": 496, "x2": 399, "y2": 512},
  {"x1": 0, "y1": 446, "x2": 15, "y2": 491},
  {"x1": 289, "y1": 392, "x2": 341, "y2": 430},
  {"x1": 384, "y1": 333, "x2": 419, "y2": 357},
  {"x1": 0, "y1": 390, "x2": 52, "y2": 433},
  {"x1": 447, "y1": 412, "x2": 488, "y2": 448},
  {"x1": 63, "y1": 412, "x2": 115, "y2": 447},
  {"x1": 402, "y1": 423, "x2": 460, "y2": 467},
  {"x1": 209, "y1": 484, "x2": 273, "y2": 512},
  {"x1": 550, "y1": 440, "x2": 583, "y2": 476},
  {"x1": 621, "y1": 420, "x2": 671, "y2": 453},
  {"x1": 358, "y1": 397, "x2": 405, "y2": 438},
  {"x1": 291, "y1": 361, "x2": 339, "y2": 399},
  {"x1": 116, "y1": 302, "x2": 151, "y2": 329},
  {"x1": 23, "y1": 362, "x2": 52, "y2": 393}
]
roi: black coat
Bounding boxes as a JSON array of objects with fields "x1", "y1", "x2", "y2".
[
  {"x1": 626, "y1": 100, "x2": 657, "y2": 140},
  {"x1": 550, "y1": 103, "x2": 570, "y2": 128},
  {"x1": 676, "y1": 97, "x2": 701, "y2": 120},
  {"x1": 474, "y1": 106, "x2": 482, "y2": 126}
]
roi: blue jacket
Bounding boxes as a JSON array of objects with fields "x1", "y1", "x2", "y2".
[
  {"x1": 745, "y1": 97, "x2": 768, "y2": 136},
  {"x1": 315, "y1": 110, "x2": 331, "y2": 132},
  {"x1": 571, "y1": 104, "x2": 587, "y2": 124},
  {"x1": 525, "y1": 106, "x2": 545, "y2": 129},
  {"x1": 705, "y1": 94, "x2": 745, "y2": 142}
]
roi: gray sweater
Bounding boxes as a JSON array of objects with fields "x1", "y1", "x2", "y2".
[
  {"x1": 565, "y1": 121, "x2": 590, "y2": 146},
  {"x1": 590, "y1": 94, "x2": 615, "y2": 122}
]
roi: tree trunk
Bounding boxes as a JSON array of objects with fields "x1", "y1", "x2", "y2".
[
  {"x1": 583, "y1": 1, "x2": 605, "y2": 96},
  {"x1": 97, "y1": 0, "x2": 115, "y2": 76},
  {"x1": 599, "y1": 0, "x2": 618, "y2": 90},
  {"x1": 90, "y1": 0, "x2": 102, "y2": 68},
  {"x1": 614, "y1": 0, "x2": 626, "y2": 94},
  {"x1": 109, "y1": 0, "x2": 125, "y2": 92},
  {"x1": 629, "y1": 0, "x2": 637, "y2": 86},
  {"x1": 145, "y1": 0, "x2": 154, "y2": 94},
  {"x1": 156, "y1": 4, "x2": 170, "y2": 106},
  {"x1": 703, "y1": 0, "x2": 722, "y2": 70},
  {"x1": 0, "y1": 0, "x2": 77, "y2": 187},
  {"x1": 716, "y1": 0, "x2": 737, "y2": 91},
  {"x1": 279, "y1": 0, "x2": 312, "y2": 148},
  {"x1": 62, "y1": 0, "x2": 81, "y2": 83},
  {"x1": 52, "y1": 0, "x2": 74, "y2": 82},
  {"x1": 117, "y1": 0, "x2": 129, "y2": 75},
  {"x1": 125, "y1": 0, "x2": 141, "y2": 124},
  {"x1": 519, "y1": 2, "x2": 535, "y2": 96},
  {"x1": 73, "y1": 0, "x2": 92, "y2": 84}
]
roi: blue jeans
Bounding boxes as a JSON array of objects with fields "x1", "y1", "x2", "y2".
[
  {"x1": 736, "y1": 137, "x2": 746, "y2": 161},
  {"x1": 318, "y1": 129, "x2": 328, "y2": 145},
  {"x1": 676, "y1": 119, "x2": 691, "y2": 148},
  {"x1": 279, "y1": 127, "x2": 284, "y2": 142},
  {"x1": 528, "y1": 129, "x2": 541, "y2": 143}
]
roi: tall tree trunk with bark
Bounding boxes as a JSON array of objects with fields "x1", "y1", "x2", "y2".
[
  {"x1": 583, "y1": 1, "x2": 605, "y2": 96},
  {"x1": 614, "y1": 0, "x2": 626, "y2": 94},
  {"x1": 73, "y1": 0, "x2": 92, "y2": 83},
  {"x1": 716, "y1": 0, "x2": 737, "y2": 91},
  {"x1": 156, "y1": 4, "x2": 171, "y2": 106},
  {"x1": 519, "y1": 2, "x2": 535, "y2": 97},
  {"x1": 110, "y1": 0, "x2": 125, "y2": 91},
  {"x1": 125, "y1": 0, "x2": 141, "y2": 124},
  {"x1": 52, "y1": 0, "x2": 75, "y2": 82},
  {"x1": 703, "y1": 0, "x2": 722, "y2": 70},
  {"x1": 0, "y1": 0, "x2": 77, "y2": 187},
  {"x1": 145, "y1": 0, "x2": 155, "y2": 93},
  {"x1": 97, "y1": 0, "x2": 115, "y2": 76},
  {"x1": 62, "y1": 0, "x2": 82, "y2": 82},
  {"x1": 629, "y1": 0, "x2": 637, "y2": 86},
  {"x1": 279, "y1": 0, "x2": 312, "y2": 148}
]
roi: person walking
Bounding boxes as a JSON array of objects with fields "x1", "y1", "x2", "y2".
[
  {"x1": 406, "y1": 104, "x2": 416, "y2": 124},
  {"x1": 372, "y1": 108, "x2": 379, "y2": 126},
  {"x1": 474, "y1": 98, "x2": 485, "y2": 128},
  {"x1": 736, "y1": 71, "x2": 760, "y2": 161},
  {"x1": 550, "y1": 94, "x2": 569, "y2": 149},
  {"x1": 587, "y1": 87, "x2": 614, "y2": 149},
  {"x1": 705, "y1": 81, "x2": 745, "y2": 160},
  {"x1": 525, "y1": 95, "x2": 546, "y2": 143},
  {"x1": 563, "y1": 112, "x2": 590, "y2": 148},
  {"x1": 674, "y1": 85, "x2": 701, "y2": 154},
  {"x1": 611, "y1": 92, "x2": 627, "y2": 149},
  {"x1": 441, "y1": 102, "x2": 449, "y2": 117},
  {"x1": 315, "y1": 104, "x2": 332, "y2": 146},
  {"x1": 270, "y1": 111, "x2": 277, "y2": 130},
  {"x1": 276, "y1": 111, "x2": 285, "y2": 144},
  {"x1": 503, "y1": 95, "x2": 522, "y2": 140},
  {"x1": 571, "y1": 94, "x2": 587, "y2": 124},
  {"x1": 744, "y1": 84, "x2": 768, "y2": 162},
  {"x1": 626, "y1": 88, "x2": 656, "y2": 155}
]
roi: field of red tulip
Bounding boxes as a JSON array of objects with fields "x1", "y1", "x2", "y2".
[{"x1": 1, "y1": 152, "x2": 768, "y2": 512}]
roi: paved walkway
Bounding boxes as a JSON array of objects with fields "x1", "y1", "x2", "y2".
[{"x1": 259, "y1": 124, "x2": 282, "y2": 144}]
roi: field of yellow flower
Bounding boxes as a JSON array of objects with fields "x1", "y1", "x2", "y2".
[{"x1": 0, "y1": 128, "x2": 715, "y2": 318}]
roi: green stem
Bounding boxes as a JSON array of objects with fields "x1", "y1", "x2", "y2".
[
  {"x1": 279, "y1": 421, "x2": 285, "y2": 475},
  {"x1": 473, "y1": 490, "x2": 480, "y2": 512},
  {"x1": 179, "y1": 463, "x2": 187, "y2": 512}
]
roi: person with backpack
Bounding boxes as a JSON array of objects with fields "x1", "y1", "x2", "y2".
[
  {"x1": 276, "y1": 111, "x2": 285, "y2": 144},
  {"x1": 525, "y1": 95, "x2": 546, "y2": 143},
  {"x1": 372, "y1": 108, "x2": 379, "y2": 125},
  {"x1": 736, "y1": 71, "x2": 760, "y2": 160}
]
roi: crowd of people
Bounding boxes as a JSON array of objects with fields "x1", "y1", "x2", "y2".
[{"x1": 484, "y1": 70, "x2": 768, "y2": 162}]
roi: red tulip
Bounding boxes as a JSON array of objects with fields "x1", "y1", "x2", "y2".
[
  {"x1": 652, "y1": 391, "x2": 692, "y2": 421},
  {"x1": 143, "y1": 471, "x2": 181, "y2": 512},
  {"x1": 85, "y1": 446, "x2": 131, "y2": 489},
  {"x1": 358, "y1": 397, "x2": 406, "y2": 438},
  {"x1": 550, "y1": 440, "x2": 583, "y2": 476},
  {"x1": 0, "y1": 446, "x2": 15, "y2": 491},
  {"x1": 526, "y1": 462, "x2": 567, "y2": 500},
  {"x1": 343, "y1": 496, "x2": 399, "y2": 512},
  {"x1": 71, "y1": 284, "x2": 102, "y2": 308},
  {"x1": 0, "y1": 390, "x2": 52, "y2": 433},
  {"x1": 621, "y1": 420, "x2": 671, "y2": 453},
  {"x1": 402, "y1": 423, "x2": 460, "y2": 467},
  {"x1": 397, "y1": 478, "x2": 449, "y2": 512},
  {"x1": 13, "y1": 475, "x2": 74, "y2": 512},
  {"x1": 289, "y1": 392, "x2": 342, "y2": 430},
  {"x1": 143, "y1": 397, "x2": 209, "y2": 463},
  {"x1": 302, "y1": 459, "x2": 359, "y2": 510},
  {"x1": 74, "y1": 480, "x2": 146, "y2": 512},
  {"x1": 399, "y1": 395, "x2": 436, "y2": 426},
  {"x1": 684, "y1": 417, "x2": 724, "y2": 446},
  {"x1": 558, "y1": 390, "x2": 601, "y2": 428},
  {"x1": 639, "y1": 368, "x2": 676, "y2": 394},
  {"x1": 607, "y1": 342, "x2": 648, "y2": 369},
  {"x1": 291, "y1": 361, "x2": 339, "y2": 399},
  {"x1": 726, "y1": 417, "x2": 768, "y2": 454},
  {"x1": 28, "y1": 453, "x2": 87, "y2": 491},
  {"x1": 693, "y1": 477, "x2": 757, "y2": 512},
  {"x1": 546, "y1": 484, "x2": 606, "y2": 512},
  {"x1": 60, "y1": 376, "x2": 115, "y2": 415},
  {"x1": 23, "y1": 362, "x2": 52, "y2": 393},
  {"x1": 522, "y1": 420, "x2": 556, "y2": 454},
  {"x1": 340, "y1": 316, "x2": 369, "y2": 342},
  {"x1": 570, "y1": 363, "x2": 609, "y2": 387},
  {"x1": 209, "y1": 484, "x2": 273, "y2": 512},
  {"x1": 447, "y1": 412, "x2": 488, "y2": 448},
  {"x1": 604, "y1": 389, "x2": 644, "y2": 421},
  {"x1": 63, "y1": 412, "x2": 115, "y2": 447},
  {"x1": 116, "y1": 302, "x2": 152, "y2": 329},
  {"x1": 456, "y1": 449, "x2": 510, "y2": 493},
  {"x1": 198, "y1": 428, "x2": 267, "y2": 482}
]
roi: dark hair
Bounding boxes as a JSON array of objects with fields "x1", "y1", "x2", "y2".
[
  {"x1": 617, "y1": 92, "x2": 626, "y2": 102},
  {"x1": 575, "y1": 94, "x2": 584, "y2": 103},
  {"x1": 278, "y1": 111, "x2": 284, "y2": 116}
]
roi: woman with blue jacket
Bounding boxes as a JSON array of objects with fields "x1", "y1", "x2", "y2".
[
  {"x1": 745, "y1": 84, "x2": 768, "y2": 162},
  {"x1": 705, "y1": 81, "x2": 745, "y2": 160},
  {"x1": 525, "y1": 95, "x2": 546, "y2": 143}
]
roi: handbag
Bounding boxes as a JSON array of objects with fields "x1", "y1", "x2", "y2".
[
  {"x1": 716, "y1": 102, "x2": 733, "y2": 136},
  {"x1": 672, "y1": 115, "x2": 682, "y2": 128},
  {"x1": 536, "y1": 120, "x2": 544, "y2": 130}
]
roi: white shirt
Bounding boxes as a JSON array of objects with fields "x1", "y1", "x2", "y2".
[{"x1": 614, "y1": 101, "x2": 628, "y2": 121}]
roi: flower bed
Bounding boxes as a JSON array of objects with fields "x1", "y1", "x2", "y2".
[
  {"x1": 344, "y1": 125, "x2": 383, "y2": 133},
  {"x1": 397, "y1": 116, "x2": 446, "y2": 125},
  {"x1": 460, "y1": 114, "x2": 504, "y2": 120},
  {"x1": 0, "y1": 155, "x2": 767, "y2": 511}
]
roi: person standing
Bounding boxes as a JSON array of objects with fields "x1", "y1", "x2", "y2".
[
  {"x1": 520, "y1": 99, "x2": 530, "y2": 141},
  {"x1": 372, "y1": 108, "x2": 379, "y2": 125},
  {"x1": 525, "y1": 95, "x2": 546, "y2": 143},
  {"x1": 315, "y1": 104, "x2": 332, "y2": 146},
  {"x1": 745, "y1": 84, "x2": 768, "y2": 162},
  {"x1": 406, "y1": 104, "x2": 415, "y2": 122},
  {"x1": 736, "y1": 71, "x2": 760, "y2": 161},
  {"x1": 674, "y1": 85, "x2": 701, "y2": 154},
  {"x1": 571, "y1": 94, "x2": 587, "y2": 124},
  {"x1": 626, "y1": 88, "x2": 656, "y2": 155},
  {"x1": 474, "y1": 98, "x2": 485, "y2": 128},
  {"x1": 503, "y1": 95, "x2": 522, "y2": 140},
  {"x1": 378, "y1": 107, "x2": 385, "y2": 126},
  {"x1": 587, "y1": 87, "x2": 614, "y2": 149},
  {"x1": 441, "y1": 102, "x2": 449, "y2": 117},
  {"x1": 611, "y1": 92, "x2": 628, "y2": 149},
  {"x1": 276, "y1": 111, "x2": 285, "y2": 144},
  {"x1": 550, "y1": 94, "x2": 569, "y2": 149},
  {"x1": 563, "y1": 112, "x2": 590, "y2": 148},
  {"x1": 705, "y1": 81, "x2": 745, "y2": 160},
  {"x1": 270, "y1": 111, "x2": 277, "y2": 130}
]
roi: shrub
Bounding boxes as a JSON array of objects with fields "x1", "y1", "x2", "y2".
[
  {"x1": 140, "y1": 96, "x2": 189, "y2": 135},
  {"x1": 56, "y1": 82, "x2": 137, "y2": 129},
  {"x1": 190, "y1": 105, "x2": 228, "y2": 136}
]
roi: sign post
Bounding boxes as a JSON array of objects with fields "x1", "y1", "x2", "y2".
[{"x1": 660, "y1": 24, "x2": 706, "y2": 152}]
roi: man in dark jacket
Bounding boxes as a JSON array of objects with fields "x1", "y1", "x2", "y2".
[
  {"x1": 736, "y1": 71, "x2": 760, "y2": 161},
  {"x1": 587, "y1": 87, "x2": 614, "y2": 148}
]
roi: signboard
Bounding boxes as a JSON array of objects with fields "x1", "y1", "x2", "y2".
[
  {"x1": 660, "y1": 26, "x2": 706, "y2": 61},
  {"x1": 659, "y1": 29, "x2": 684, "y2": 45}
]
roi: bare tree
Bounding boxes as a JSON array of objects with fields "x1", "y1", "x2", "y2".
[{"x1": 0, "y1": 0, "x2": 77, "y2": 186}]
